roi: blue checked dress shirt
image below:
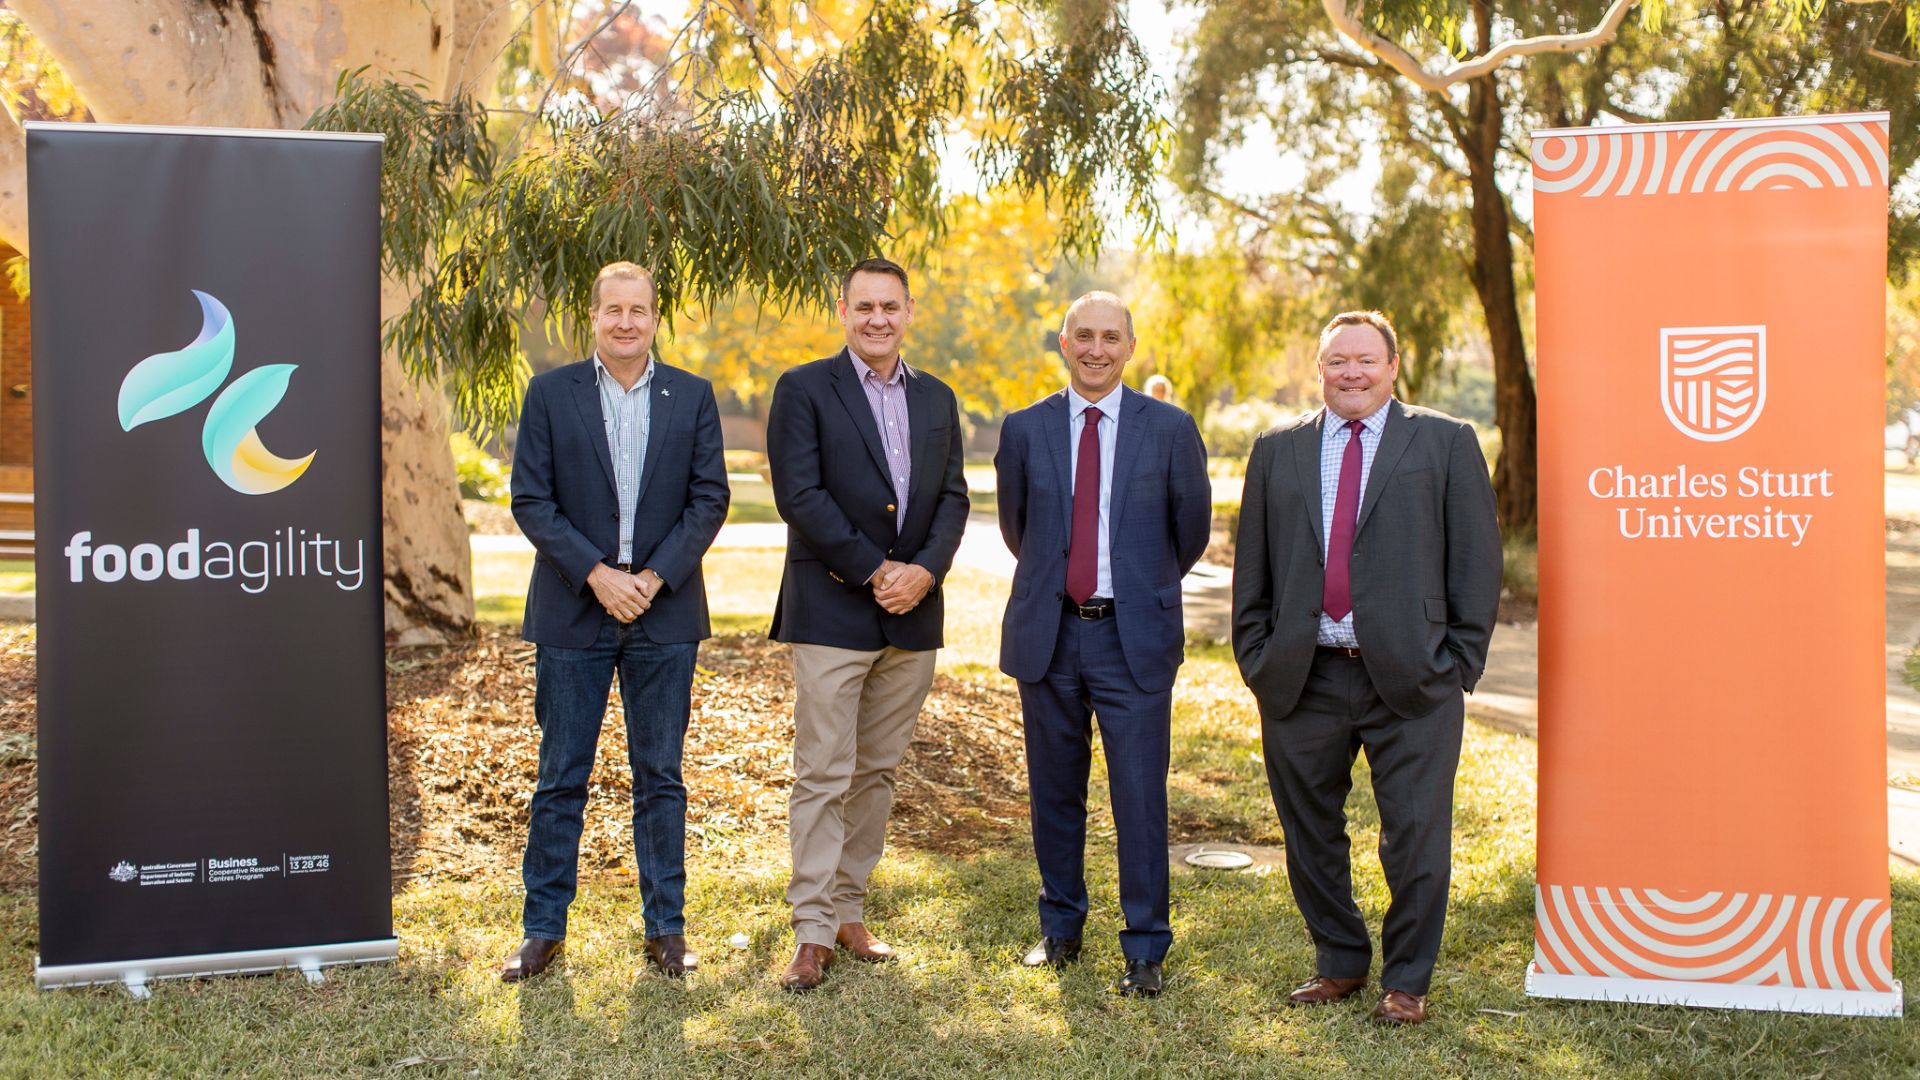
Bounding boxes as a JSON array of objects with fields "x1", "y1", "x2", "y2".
[
  {"x1": 1317, "y1": 401, "x2": 1391, "y2": 647},
  {"x1": 593, "y1": 353, "x2": 655, "y2": 565}
]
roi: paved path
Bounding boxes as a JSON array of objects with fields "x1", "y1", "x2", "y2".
[{"x1": 479, "y1": 499, "x2": 1920, "y2": 866}]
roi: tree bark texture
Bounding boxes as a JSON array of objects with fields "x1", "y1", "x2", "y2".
[
  {"x1": 4, "y1": 0, "x2": 517, "y2": 643},
  {"x1": 1461, "y1": 74, "x2": 1539, "y2": 536}
]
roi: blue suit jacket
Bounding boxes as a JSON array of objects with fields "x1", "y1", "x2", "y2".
[
  {"x1": 995, "y1": 386, "x2": 1211, "y2": 692},
  {"x1": 510, "y1": 358, "x2": 730, "y2": 647}
]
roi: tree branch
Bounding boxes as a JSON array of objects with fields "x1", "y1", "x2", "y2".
[
  {"x1": 0, "y1": 105, "x2": 26, "y2": 255},
  {"x1": 1321, "y1": 0, "x2": 1639, "y2": 92}
]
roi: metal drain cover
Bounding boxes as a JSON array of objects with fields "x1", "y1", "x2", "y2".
[{"x1": 1183, "y1": 848, "x2": 1254, "y2": 870}]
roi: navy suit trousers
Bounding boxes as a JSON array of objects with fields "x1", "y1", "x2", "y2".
[{"x1": 1019, "y1": 612, "x2": 1172, "y2": 962}]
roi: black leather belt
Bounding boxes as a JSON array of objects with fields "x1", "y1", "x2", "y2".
[
  {"x1": 1316, "y1": 645, "x2": 1362, "y2": 659},
  {"x1": 609, "y1": 561, "x2": 635, "y2": 574},
  {"x1": 1065, "y1": 597, "x2": 1115, "y2": 620}
]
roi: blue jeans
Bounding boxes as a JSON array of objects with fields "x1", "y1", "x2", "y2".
[{"x1": 521, "y1": 616, "x2": 698, "y2": 940}]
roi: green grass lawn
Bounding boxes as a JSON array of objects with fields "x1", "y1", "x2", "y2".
[{"x1": 4, "y1": 548, "x2": 1917, "y2": 1077}]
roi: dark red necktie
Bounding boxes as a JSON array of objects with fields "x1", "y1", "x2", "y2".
[
  {"x1": 1066, "y1": 406, "x2": 1103, "y2": 604},
  {"x1": 1322, "y1": 419, "x2": 1364, "y2": 621}
]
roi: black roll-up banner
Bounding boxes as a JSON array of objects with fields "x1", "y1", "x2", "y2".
[{"x1": 29, "y1": 124, "x2": 392, "y2": 988}]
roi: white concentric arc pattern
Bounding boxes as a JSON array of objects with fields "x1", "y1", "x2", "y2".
[
  {"x1": 1533, "y1": 122, "x2": 1889, "y2": 197},
  {"x1": 1532, "y1": 885, "x2": 1894, "y2": 992}
]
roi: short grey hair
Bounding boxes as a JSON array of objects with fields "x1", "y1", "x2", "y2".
[{"x1": 1060, "y1": 291, "x2": 1134, "y2": 339}]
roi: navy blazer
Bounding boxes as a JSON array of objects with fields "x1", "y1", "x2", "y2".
[
  {"x1": 995, "y1": 386, "x2": 1211, "y2": 693},
  {"x1": 510, "y1": 358, "x2": 730, "y2": 647},
  {"x1": 767, "y1": 349, "x2": 969, "y2": 652}
]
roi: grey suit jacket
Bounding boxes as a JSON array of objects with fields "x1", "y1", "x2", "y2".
[{"x1": 1231, "y1": 400, "x2": 1502, "y2": 719}]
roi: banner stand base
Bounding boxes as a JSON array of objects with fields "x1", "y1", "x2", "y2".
[
  {"x1": 1527, "y1": 969, "x2": 1903, "y2": 1017},
  {"x1": 35, "y1": 938, "x2": 398, "y2": 994}
]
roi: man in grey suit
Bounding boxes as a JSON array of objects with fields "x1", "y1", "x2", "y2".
[{"x1": 1231, "y1": 310, "x2": 1501, "y2": 1025}]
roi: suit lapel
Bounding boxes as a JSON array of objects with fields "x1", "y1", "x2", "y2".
[
  {"x1": 1291, "y1": 409, "x2": 1327, "y2": 556},
  {"x1": 828, "y1": 349, "x2": 893, "y2": 487},
  {"x1": 568, "y1": 361, "x2": 617, "y2": 495},
  {"x1": 1356, "y1": 400, "x2": 1415, "y2": 537},
  {"x1": 904, "y1": 365, "x2": 935, "y2": 510},
  {"x1": 631, "y1": 362, "x2": 679, "y2": 508},
  {"x1": 1041, "y1": 391, "x2": 1073, "y2": 538},
  {"x1": 1104, "y1": 387, "x2": 1148, "y2": 534}
]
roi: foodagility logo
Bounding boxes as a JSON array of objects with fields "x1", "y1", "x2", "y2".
[{"x1": 117, "y1": 290, "x2": 315, "y2": 494}]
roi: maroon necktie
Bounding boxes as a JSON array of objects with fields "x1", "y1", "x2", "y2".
[
  {"x1": 1322, "y1": 419, "x2": 1365, "y2": 621},
  {"x1": 1066, "y1": 406, "x2": 1103, "y2": 604}
]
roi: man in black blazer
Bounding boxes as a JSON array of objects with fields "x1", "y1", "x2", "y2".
[
  {"x1": 767, "y1": 258, "x2": 968, "y2": 990},
  {"x1": 499, "y1": 262, "x2": 730, "y2": 982},
  {"x1": 1231, "y1": 310, "x2": 1501, "y2": 1024},
  {"x1": 995, "y1": 292, "x2": 1210, "y2": 995}
]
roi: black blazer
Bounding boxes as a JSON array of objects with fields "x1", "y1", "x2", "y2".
[
  {"x1": 766, "y1": 349, "x2": 969, "y2": 651},
  {"x1": 1231, "y1": 400, "x2": 1502, "y2": 718},
  {"x1": 510, "y1": 358, "x2": 730, "y2": 647}
]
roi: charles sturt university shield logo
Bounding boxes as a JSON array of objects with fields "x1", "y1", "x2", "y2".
[{"x1": 1659, "y1": 325, "x2": 1766, "y2": 442}]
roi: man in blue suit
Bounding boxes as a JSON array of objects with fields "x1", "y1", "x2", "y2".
[
  {"x1": 995, "y1": 292, "x2": 1211, "y2": 995},
  {"x1": 499, "y1": 262, "x2": 730, "y2": 982}
]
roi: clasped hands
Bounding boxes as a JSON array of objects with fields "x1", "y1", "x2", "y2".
[
  {"x1": 588, "y1": 563, "x2": 663, "y2": 624},
  {"x1": 870, "y1": 559, "x2": 933, "y2": 615}
]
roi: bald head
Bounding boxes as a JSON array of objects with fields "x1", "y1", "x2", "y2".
[
  {"x1": 1060, "y1": 291, "x2": 1134, "y2": 340},
  {"x1": 1058, "y1": 291, "x2": 1136, "y2": 403}
]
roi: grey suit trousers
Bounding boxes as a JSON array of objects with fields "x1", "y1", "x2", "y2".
[{"x1": 1261, "y1": 649, "x2": 1463, "y2": 996}]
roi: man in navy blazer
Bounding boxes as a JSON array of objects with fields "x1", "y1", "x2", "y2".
[
  {"x1": 995, "y1": 292, "x2": 1210, "y2": 996},
  {"x1": 767, "y1": 258, "x2": 969, "y2": 991},
  {"x1": 499, "y1": 262, "x2": 730, "y2": 983}
]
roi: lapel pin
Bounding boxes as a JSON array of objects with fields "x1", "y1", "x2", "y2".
[{"x1": 661, "y1": 388, "x2": 671, "y2": 396}]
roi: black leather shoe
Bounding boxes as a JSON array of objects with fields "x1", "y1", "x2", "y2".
[
  {"x1": 644, "y1": 934, "x2": 697, "y2": 977},
  {"x1": 499, "y1": 937, "x2": 563, "y2": 983},
  {"x1": 1020, "y1": 936, "x2": 1083, "y2": 969},
  {"x1": 1115, "y1": 959, "x2": 1164, "y2": 997}
]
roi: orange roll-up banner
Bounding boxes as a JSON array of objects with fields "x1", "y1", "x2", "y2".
[{"x1": 1530, "y1": 113, "x2": 1899, "y2": 1016}]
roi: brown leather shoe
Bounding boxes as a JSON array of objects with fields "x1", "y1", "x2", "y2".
[
  {"x1": 779, "y1": 943, "x2": 835, "y2": 992},
  {"x1": 644, "y1": 934, "x2": 697, "y2": 978},
  {"x1": 1287, "y1": 975, "x2": 1367, "y2": 1004},
  {"x1": 835, "y1": 922, "x2": 898, "y2": 963},
  {"x1": 1371, "y1": 988, "x2": 1430, "y2": 1025},
  {"x1": 499, "y1": 937, "x2": 563, "y2": 983}
]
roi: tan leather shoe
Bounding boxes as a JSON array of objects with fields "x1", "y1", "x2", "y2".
[
  {"x1": 499, "y1": 937, "x2": 563, "y2": 983},
  {"x1": 1287, "y1": 974, "x2": 1366, "y2": 1004},
  {"x1": 835, "y1": 922, "x2": 898, "y2": 963},
  {"x1": 1371, "y1": 988, "x2": 1430, "y2": 1025},
  {"x1": 644, "y1": 934, "x2": 697, "y2": 978},
  {"x1": 780, "y1": 943, "x2": 835, "y2": 992}
]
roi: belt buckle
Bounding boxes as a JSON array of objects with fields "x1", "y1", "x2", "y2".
[{"x1": 1071, "y1": 599, "x2": 1109, "y2": 620}]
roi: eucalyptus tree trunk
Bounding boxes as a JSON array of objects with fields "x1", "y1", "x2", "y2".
[
  {"x1": 3, "y1": 0, "x2": 513, "y2": 644},
  {"x1": 1461, "y1": 73, "x2": 1538, "y2": 536}
]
